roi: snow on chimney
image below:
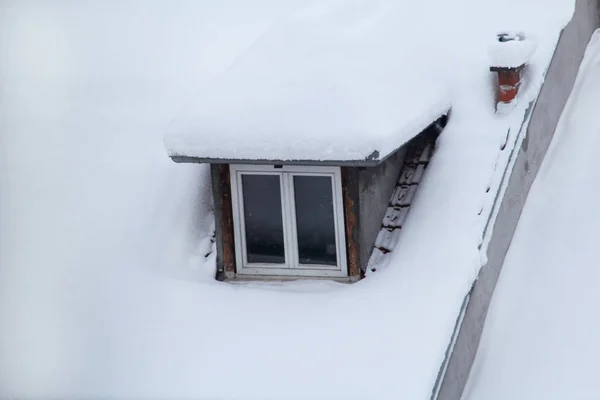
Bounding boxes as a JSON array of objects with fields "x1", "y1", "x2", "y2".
[{"x1": 489, "y1": 32, "x2": 537, "y2": 113}]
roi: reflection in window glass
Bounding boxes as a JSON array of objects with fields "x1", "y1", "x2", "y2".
[
  {"x1": 242, "y1": 174, "x2": 285, "y2": 264},
  {"x1": 293, "y1": 175, "x2": 337, "y2": 266}
]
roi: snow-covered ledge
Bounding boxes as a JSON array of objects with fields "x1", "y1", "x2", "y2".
[
  {"x1": 433, "y1": 2, "x2": 594, "y2": 398},
  {"x1": 489, "y1": 32, "x2": 537, "y2": 114}
]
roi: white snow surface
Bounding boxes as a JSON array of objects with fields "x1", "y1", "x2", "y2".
[
  {"x1": 164, "y1": 1, "x2": 452, "y2": 162},
  {"x1": 464, "y1": 29, "x2": 600, "y2": 400},
  {"x1": 0, "y1": 1, "x2": 574, "y2": 399},
  {"x1": 488, "y1": 32, "x2": 538, "y2": 69}
]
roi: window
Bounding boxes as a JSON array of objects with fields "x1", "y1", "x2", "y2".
[{"x1": 230, "y1": 165, "x2": 347, "y2": 277}]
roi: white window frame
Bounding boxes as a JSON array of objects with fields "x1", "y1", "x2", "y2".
[{"x1": 230, "y1": 164, "x2": 348, "y2": 278}]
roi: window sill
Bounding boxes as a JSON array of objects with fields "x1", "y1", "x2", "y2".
[{"x1": 222, "y1": 273, "x2": 361, "y2": 284}]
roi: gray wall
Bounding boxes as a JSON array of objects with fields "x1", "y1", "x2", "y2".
[
  {"x1": 434, "y1": 1, "x2": 600, "y2": 399},
  {"x1": 357, "y1": 147, "x2": 407, "y2": 270}
]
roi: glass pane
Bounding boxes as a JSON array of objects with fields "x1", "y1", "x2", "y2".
[
  {"x1": 242, "y1": 174, "x2": 285, "y2": 264},
  {"x1": 293, "y1": 175, "x2": 337, "y2": 266}
]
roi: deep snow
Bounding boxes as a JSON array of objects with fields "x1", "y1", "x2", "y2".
[
  {"x1": 463, "y1": 29, "x2": 600, "y2": 400},
  {"x1": 0, "y1": 1, "x2": 574, "y2": 399},
  {"x1": 165, "y1": 0, "x2": 452, "y2": 162},
  {"x1": 488, "y1": 32, "x2": 538, "y2": 69}
]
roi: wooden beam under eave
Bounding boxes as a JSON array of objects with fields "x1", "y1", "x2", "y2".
[
  {"x1": 341, "y1": 167, "x2": 361, "y2": 280},
  {"x1": 219, "y1": 164, "x2": 237, "y2": 279}
]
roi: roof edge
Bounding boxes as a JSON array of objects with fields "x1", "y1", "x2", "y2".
[
  {"x1": 169, "y1": 155, "x2": 381, "y2": 167},
  {"x1": 169, "y1": 113, "x2": 450, "y2": 168}
]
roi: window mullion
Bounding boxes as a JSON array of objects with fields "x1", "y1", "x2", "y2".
[
  {"x1": 231, "y1": 170, "x2": 247, "y2": 270},
  {"x1": 332, "y1": 172, "x2": 345, "y2": 272},
  {"x1": 237, "y1": 172, "x2": 248, "y2": 267},
  {"x1": 283, "y1": 172, "x2": 299, "y2": 269}
]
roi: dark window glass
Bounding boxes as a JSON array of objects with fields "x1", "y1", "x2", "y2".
[
  {"x1": 293, "y1": 175, "x2": 337, "y2": 266},
  {"x1": 242, "y1": 174, "x2": 285, "y2": 264}
]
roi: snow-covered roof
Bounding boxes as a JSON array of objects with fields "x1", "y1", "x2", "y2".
[
  {"x1": 1, "y1": 0, "x2": 576, "y2": 399},
  {"x1": 164, "y1": 1, "x2": 451, "y2": 163},
  {"x1": 464, "y1": 28, "x2": 600, "y2": 400}
]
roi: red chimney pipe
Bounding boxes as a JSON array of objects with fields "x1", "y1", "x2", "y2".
[
  {"x1": 490, "y1": 65, "x2": 524, "y2": 105},
  {"x1": 489, "y1": 32, "x2": 536, "y2": 112}
]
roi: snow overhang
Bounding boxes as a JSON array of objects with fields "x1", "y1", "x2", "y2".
[
  {"x1": 167, "y1": 113, "x2": 449, "y2": 167},
  {"x1": 163, "y1": 1, "x2": 452, "y2": 165}
]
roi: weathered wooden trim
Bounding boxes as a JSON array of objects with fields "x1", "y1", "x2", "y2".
[
  {"x1": 218, "y1": 164, "x2": 236, "y2": 279},
  {"x1": 211, "y1": 164, "x2": 226, "y2": 280},
  {"x1": 341, "y1": 167, "x2": 361, "y2": 278}
]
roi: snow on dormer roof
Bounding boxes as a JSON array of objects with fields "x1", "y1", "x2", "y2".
[{"x1": 164, "y1": 1, "x2": 451, "y2": 164}]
